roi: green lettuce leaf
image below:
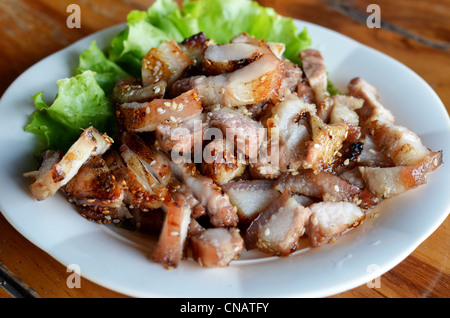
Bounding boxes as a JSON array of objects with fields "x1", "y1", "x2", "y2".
[
  {"x1": 25, "y1": 70, "x2": 116, "y2": 153},
  {"x1": 109, "y1": 0, "x2": 312, "y2": 75},
  {"x1": 76, "y1": 41, "x2": 129, "y2": 95}
]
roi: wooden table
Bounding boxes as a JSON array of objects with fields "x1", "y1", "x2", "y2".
[{"x1": 0, "y1": 0, "x2": 448, "y2": 299}]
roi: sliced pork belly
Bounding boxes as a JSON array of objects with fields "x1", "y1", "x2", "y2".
[
  {"x1": 121, "y1": 133, "x2": 173, "y2": 187},
  {"x1": 278, "y1": 60, "x2": 303, "y2": 96},
  {"x1": 296, "y1": 79, "x2": 316, "y2": 104},
  {"x1": 347, "y1": 77, "x2": 395, "y2": 126},
  {"x1": 203, "y1": 42, "x2": 264, "y2": 75},
  {"x1": 171, "y1": 49, "x2": 284, "y2": 107},
  {"x1": 230, "y1": 32, "x2": 285, "y2": 57},
  {"x1": 179, "y1": 32, "x2": 212, "y2": 65},
  {"x1": 266, "y1": 93, "x2": 315, "y2": 171},
  {"x1": 200, "y1": 137, "x2": 247, "y2": 185},
  {"x1": 117, "y1": 88, "x2": 203, "y2": 133},
  {"x1": 348, "y1": 77, "x2": 439, "y2": 166},
  {"x1": 112, "y1": 77, "x2": 166, "y2": 104},
  {"x1": 152, "y1": 201, "x2": 191, "y2": 269},
  {"x1": 307, "y1": 202, "x2": 365, "y2": 247},
  {"x1": 275, "y1": 169, "x2": 379, "y2": 209},
  {"x1": 338, "y1": 167, "x2": 366, "y2": 189},
  {"x1": 300, "y1": 49, "x2": 329, "y2": 104},
  {"x1": 62, "y1": 155, "x2": 124, "y2": 209},
  {"x1": 359, "y1": 150, "x2": 443, "y2": 199},
  {"x1": 207, "y1": 107, "x2": 265, "y2": 159},
  {"x1": 221, "y1": 180, "x2": 281, "y2": 224},
  {"x1": 370, "y1": 122, "x2": 437, "y2": 166},
  {"x1": 23, "y1": 150, "x2": 62, "y2": 193},
  {"x1": 155, "y1": 113, "x2": 206, "y2": 159},
  {"x1": 142, "y1": 39, "x2": 193, "y2": 87},
  {"x1": 303, "y1": 114, "x2": 348, "y2": 173},
  {"x1": 190, "y1": 228, "x2": 244, "y2": 267},
  {"x1": 170, "y1": 183, "x2": 206, "y2": 219},
  {"x1": 168, "y1": 161, "x2": 239, "y2": 228},
  {"x1": 329, "y1": 95, "x2": 363, "y2": 130},
  {"x1": 26, "y1": 127, "x2": 113, "y2": 201},
  {"x1": 245, "y1": 190, "x2": 310, "y2": 256},
  {"x1": 120, "y1": 143, "x2": 171, "y2": 210},
  {"x1": 357, "y1": 135, "x2": 394, "y2": 167}
]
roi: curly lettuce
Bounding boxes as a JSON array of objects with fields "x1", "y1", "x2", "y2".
[
  {"x1": 109, "y1": 0, "x2": 312, "y2": 75},
  {"x1": 25, "y1": 71, "x2": 116, "y2": 153}
]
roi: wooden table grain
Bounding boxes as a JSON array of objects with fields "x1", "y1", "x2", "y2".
[{"x1": 0, "y1": 0, "x2": 448, "y2": 299}]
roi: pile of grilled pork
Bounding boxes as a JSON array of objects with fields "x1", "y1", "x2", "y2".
[{"x1": 25, "y1": 32, "x2": 443, "y2": 269}]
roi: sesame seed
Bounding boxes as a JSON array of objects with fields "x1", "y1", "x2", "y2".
[
  {"x1": 164, "y1": 102, "x2": 171, "y2": 107},
  {"x1": 334, "y1": 185, "x2": 340, "y2": 192},
  {"x1": 157, "y1": 107, "x2": 164, "y2": 114}
]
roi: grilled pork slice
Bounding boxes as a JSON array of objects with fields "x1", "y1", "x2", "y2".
[
  {"x1": 179, "y1": 32, "x2": 212, "y2": 65},
  {"x1": 207, "y1": 107, "x2": 265, "y2": 159},
  {"x1": 266, "y1": 93, "x2": 315, "y2": 171},
  {"x1": 359, "y1": 151, "x2": 443, "y2": 199},
  {"x1": 348, "y1": 77, "x2": 439, "y2": 166},
  {"x1": 307, "y1": 202, "x2": 365, "y2": 247},
  {"x1": 26, "y1": 127, "x2": 113, "y2": 201},
  {"x1": 303, "y1": 114, "x2": 348, "y2": 173},
  {"x1": 275, "y1": 170, "x2": 379, "y2": 209},
  {"x1": 168, "y1": 161, "x2": 239, "y2": 228},
  {"x1": 104, "y1": 149, "x2": 150, "y2": 220},
  {"x1": 118, "y1": 88, "x2": 203, "y2": 133},
  {"x1": 200, "y1": 138, "x2": 247, "y2": 185},
  {"x1": 142, "y1": 39, "x2": 193, "y2": 87},
  {"x1": 245, "y1": 190, "x2": 310, "y2": 256},
  {"x1": 23, "y1": 150, "x2": 62, "y2": 194},
  {"x1": 203, "y1": 42, "x2": 265, "y2": 75},
  {"x1": 296, "y1": 79, "x2": 315, "y2": 104},
  {"x1": 347, "y1": 77, "x2": 395, "y2": 126},
  {"x1": 171, "y1": 48, "x2": 285, "y2": 107},
  {"x1": 62, "y1": 155, "x2": 124, "y2": 209},
  {"x1": 121, "y1": 133, "x2": 173, "y2": 187},
  {"x1": 221, "y1": 180, "x2": 281, "y2": 224},
  {"x1": 279, "y1": 59, "x2": 303, "y2": 96},
  {"x1": 357, "y1": 136, "x2": 394, "y2": 167},
  {"x1": 152, "y1": 201, "x2": 191, "y2": 269},
  {"x1": 230, "y1": 32, "x2": 286, "y2": 58},
  {"x1": 112, "y1": 77, "x2": 166, "y2": 104},
  {"x1": 300, "y1": 49, "x2": 329, "y2": 104},
  {"x1": 125, "y1": 142, "x2": 207, "y2": 218},
  {"x1": 370, "y1": 122, "x2": 436, "y2": 167},
  {"x1": 170, "y1": 183, "x2": 206, "y2": 219},
  {"x1": 155, "y1": 113, "x2": 206, "y2": 159},
  {"x1": 120, "y1": 143, "x2": 171, "y2": 210},
  {"x1": 190, "y1": 228, "x2": 244, "y2": 267},
  {"x1": 329, "y1": 95, "x2": 363, "y2": 130}
]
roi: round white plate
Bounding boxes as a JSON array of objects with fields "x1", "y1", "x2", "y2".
[{"x1": 0, "y1": 20, "x2": 449, "y2": 298}]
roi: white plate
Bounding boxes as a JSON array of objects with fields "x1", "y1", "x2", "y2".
[{"x1": 0, "y1": 20, "x2": 449, "y2": 298}]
